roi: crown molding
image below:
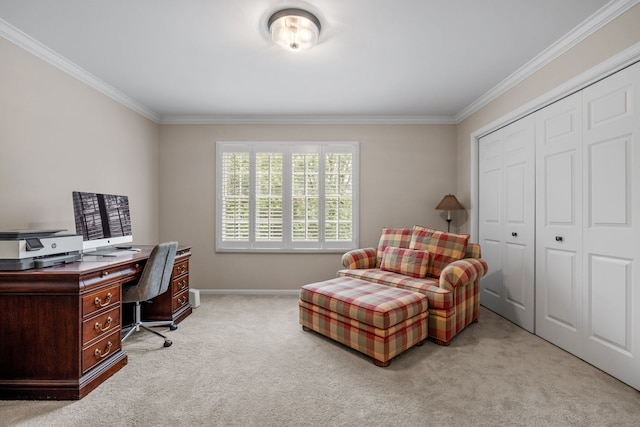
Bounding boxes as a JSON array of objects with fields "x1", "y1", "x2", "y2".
[
  {"x1": 159, "y1": 115, "x2": 457, "y2": 125},
  {"x1": 455, "y1": 0, "x2": 640, "y2": 123},
  {"x1": 0, "y1": 18, "x2": 161, "y2": 123}
]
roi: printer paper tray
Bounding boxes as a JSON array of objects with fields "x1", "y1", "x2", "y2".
[{"x1": 0, "y1": 252, "x2": 81, "y2": 271}]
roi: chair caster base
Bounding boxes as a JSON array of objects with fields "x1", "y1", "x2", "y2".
[
  {"x1": 164, "y1": 339, "x2": 173, "y2": 347},
  {"x1": 169, "y1": 324, "x2": 178, "y2": 331}
]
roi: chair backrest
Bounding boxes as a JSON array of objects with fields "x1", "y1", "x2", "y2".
[
  {"x1": 465, "y1": 242, "x2": 482, "y2": 259},
  {"x1": 124, "y1": 242, "x2": 178, "y2": 303}
]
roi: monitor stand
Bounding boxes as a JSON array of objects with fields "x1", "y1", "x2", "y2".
[{"x1": 83, "y1": 246, "x2": 134, "y2": 257}]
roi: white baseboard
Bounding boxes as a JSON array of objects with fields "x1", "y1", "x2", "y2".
[{"x1": 198, "y1": 289, "x2": 299, "y2": 296}]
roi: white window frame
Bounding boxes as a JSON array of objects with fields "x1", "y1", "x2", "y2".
[{"x1": 216, "y1": 141, "x2": 359, "y2": 253}]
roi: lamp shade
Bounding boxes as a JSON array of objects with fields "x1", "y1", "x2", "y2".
[
  {"x1": 268, "y1": 8, "x2": 321, "y2": 51},
  {"x1": 435, "y1": 194, "x2": 464, "y2": 211}
]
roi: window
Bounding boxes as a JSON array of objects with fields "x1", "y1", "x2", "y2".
[{"x1": 216, "y1": 142, "x2": 359, "y2": 252}]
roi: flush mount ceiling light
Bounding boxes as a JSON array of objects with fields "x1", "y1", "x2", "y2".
[{"x1": 268, "y1": 8, "x2": 321, "y2": 52}]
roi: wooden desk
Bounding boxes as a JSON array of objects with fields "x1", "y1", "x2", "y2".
[{"x1": 0, "y1": 245, "x2": 192, "y2": 400}]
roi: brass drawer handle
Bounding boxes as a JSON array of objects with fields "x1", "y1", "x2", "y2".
[
  {"x1": 178, "y1": 295, "x2": 188, "y2": 306},
  {"x1": 94, "y1": 293, "x2": 112, "y2": 307},
  {"x1": 179, "y1": 280, "x2": 187, "y2": 290},
  {"x1": 176, "y1": 265, "x2": 186, "y2": 274},
  {"x1": 94, "y1": 316, "x2": 113, "y2": 332},
  {"x1": 102, "y1": 271, "x2": 109, "y2": 277},
  {"x1": 94, "y1": 341, "x2": 113, "y2": 359}
]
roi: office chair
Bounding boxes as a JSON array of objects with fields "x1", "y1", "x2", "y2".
[{"x1": 121, "y1": 241, "x2": 179, "y2": 347}]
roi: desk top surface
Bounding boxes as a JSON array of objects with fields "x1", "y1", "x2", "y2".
[{"x1": 0, "y1": 245, "x2": 190, "y2": 279}]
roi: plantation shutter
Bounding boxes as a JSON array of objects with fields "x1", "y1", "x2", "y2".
[{"x1": 216, "y1": 142, "x2": 359, "y2": 252}]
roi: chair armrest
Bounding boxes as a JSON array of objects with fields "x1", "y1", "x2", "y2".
[
  {"x1": 439, "y1": 258, "x2": 488, "y2": 292},
  {"x1": 341, "y1": 248, "x2": 378, "y2": 269}
]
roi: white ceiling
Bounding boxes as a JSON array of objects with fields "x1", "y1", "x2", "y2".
[{"x1": 0, "y1": 0, "x2": 625, "y2": 123}]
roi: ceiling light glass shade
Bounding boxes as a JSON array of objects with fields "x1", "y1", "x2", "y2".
[{"x1": 268, "y1": 8, "x2": 321, "y2": 52}]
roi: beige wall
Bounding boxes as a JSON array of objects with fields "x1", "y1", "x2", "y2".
[
  {"x1": 159, "y1": 124, "x2": 456, "y2": 291},
  {"x1": 0, "y1": 37, "x2": 160, "y2": 243},
  {"x1": 456, "y1": 4, "x2": 640, "y2": 235}
]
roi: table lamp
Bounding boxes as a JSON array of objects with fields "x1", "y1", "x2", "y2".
[{"x1": 435, "y1": 194, "x2": 464, "y2": 232}]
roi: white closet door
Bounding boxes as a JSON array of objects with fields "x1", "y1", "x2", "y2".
[
  {"x1": 535, "y1": 92, "x2": 583, "y2": 355},
  {"x1": 581, "y1": 62, "x2": 640, "y2": 390},
  {"x1": 478, "y1": 131, "x2": 504, "y2": 312},
  {"x1": 479, "y1": 129, "x2": 504, "y2": 316},
  {"x1": 479, "y1": 115, "x2": 536, "y2": 332}
]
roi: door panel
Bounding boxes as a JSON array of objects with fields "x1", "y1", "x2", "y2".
[
  {"x1": 480, "y1": 238, "x2": 503, "y2": 299},
  {"x1": 545, "y1": 152, "x2": 575, "y2": 224},
  {"x1": 504, "y1": 242, "x2": 527, "y2": 308},
  {"x1": 588, "y1": 255, "x2": 632, "y2": 351},
  {"x1": 479, "y1": 116, "x2": 535, "y2": 332},
  {"x1": 505, "y1": 163, "x2": 526, "y2": 223},
  {"x1": 535, "y1": 91, "x2": 583, "y2": 354},
  {"x1": 582, "y1": 62, "x2": 640, "y2": 390},
  {"x1": 545, "y1": 248, "x2": 578, "y2": 330},
  {"x1": 588, "y1": 137, "x2": 629, "y2": 226},
  {"x1": 587, "y1": 84, "x2": 632, "y2": 128},
  {"x1": 481, "y1": 169, "x2": 501, "y2": 223},
  {"x1": 502, "y1": 116, "x2": 535, "y2": 332},
  {"x1": 479, "y1": 131, "x2": 504, "y2": 313}
]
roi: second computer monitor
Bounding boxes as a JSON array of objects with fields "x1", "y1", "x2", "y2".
[{"x1": 72, "y1": 191, "x2": 133, "y2": 252}]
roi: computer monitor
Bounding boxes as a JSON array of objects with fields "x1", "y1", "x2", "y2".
[{"x1": 72, "y1": 191, "x2": 133, "y2": 252}]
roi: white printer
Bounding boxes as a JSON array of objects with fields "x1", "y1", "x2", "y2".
[{"x1": 0, "y1": 229, "x2": 82, "y2": 270}]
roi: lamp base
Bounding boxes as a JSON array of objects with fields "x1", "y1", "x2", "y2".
[{"x1": 446, "y1": 219, "x2": 452, "y2": 233}]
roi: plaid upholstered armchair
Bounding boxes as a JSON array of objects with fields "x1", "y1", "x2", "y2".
[{"x1": 337, "y1": 226, "x2": 487, "y2": 345}]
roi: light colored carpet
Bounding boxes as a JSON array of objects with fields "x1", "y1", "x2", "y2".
[{"x1": 1, "y1": 295, "x2": 639, "y2": 426}]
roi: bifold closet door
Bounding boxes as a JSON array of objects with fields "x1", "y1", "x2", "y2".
[
  {"x1": 479, "y1": 115, "x2": 535, "y2": 332},
  {"x1": 581, "y1": 62, "x2": 640, "y2": 390},
  {"x1": 535, "y1": 92, "x2": 583, "y2": 355}
]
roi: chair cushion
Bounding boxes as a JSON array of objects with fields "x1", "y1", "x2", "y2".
[
  {"x1": 410, "y1": 226, "x2": 469, "y2": 278},
  {"x1": 380, "y1": 246, "x2": 429, "y2": 278},
  {"x1": 337, "y1": 269, "x2": 453, "y2": 310}
]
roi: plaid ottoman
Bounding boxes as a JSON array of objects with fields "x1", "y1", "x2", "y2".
[{"x1": 299, "y1": 277, "x2": 428, "y2": 367}]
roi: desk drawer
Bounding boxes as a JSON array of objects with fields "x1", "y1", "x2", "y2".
[
  {"x1": 81, "y1": 261, "x2": 145, "y2": 287},
  {"x1": 82, "y1": 283, "x2": 121, "y2": 318},
  {"x1": 172, "y1": 260, "x2": 188, "y2": 277},
  {"x1": 173, "y1": 289, "x2": 190, "y2": 312},
  {"x1": 82, "y1": 329, "x2": 121, "y2": 373},
  {"x1": 172, "y1": 275, "x2": 189, "y2": 295},
  {"x1": 83, "y1": 306, "x2": 121, "y2": 346}
]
